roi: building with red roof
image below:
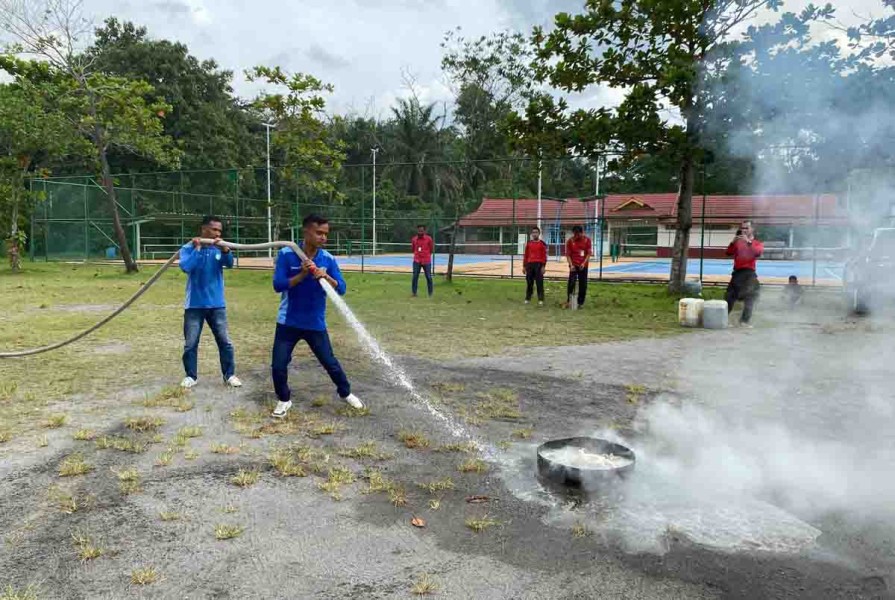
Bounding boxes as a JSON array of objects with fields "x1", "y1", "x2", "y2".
[{"x1": 455, "y1": 194, "x2": 847, "y2": 258}]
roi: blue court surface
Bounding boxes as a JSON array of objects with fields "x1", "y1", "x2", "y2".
[{"x1": 336, "y1": 253, "x2": 843, "y2": 281}]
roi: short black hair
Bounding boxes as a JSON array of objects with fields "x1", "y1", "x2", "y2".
[
  {"x1": 417, "y1": 224, "x2": 426, "y2": 229},
  {"x1": 531, "y1": 226, "x2": 541, "y2": 232},
  {"x1": 202, "y1": 215, "x2": 222, "y2": 226},
  {"x1": 302, "y1": 214, "x2": 329, "y2": 228},
  {"x1": 789, "y1": 275, "x2": 798, "y2": 282},
  {"x1": 572, "y1": 225, "x2": 584, "y2": 234}
]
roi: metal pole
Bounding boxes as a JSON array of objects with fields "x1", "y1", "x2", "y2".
[
  {"x1": 594, "y1": 157, "x2": 600, "y2": 257},
  {"x1": 361, "y1": 164, "x2": 365, "y2": 273},
  {"x1": 84, "y1": 184, "x2": 89, "y2": 261},
  {"x1": 537, "y1": 158, "x2": 542, "y2": 231},
  {"x1": 599, "y1": 190, "x2": 605, "y2": 281},
  {"x1": 28, "y1": 178, "x2": 34, "y2": 262},
  {"x1": 265, "y1": 123, "x2": 273, "y2": 260},
  {"x1": 812, "y1": 194, "x2": 819, "y2": 287},
  {"x1": 372, "y1": 147, "x2": 379, "y2": 256},
  {"x1": 699, "y1": 161, "x2": 706, "y2": 283},
  {"x1": 234, "y1": 169, "x2": 240, "y2": 268}
]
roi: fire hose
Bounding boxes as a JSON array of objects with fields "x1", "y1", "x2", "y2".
[{"x1": 0, "y1": 239, "x2": 320, "y2": 358}]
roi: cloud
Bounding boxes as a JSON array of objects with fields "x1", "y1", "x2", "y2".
[{"x1": 306, "y1": 44, "x2": 350, "y2": 70}]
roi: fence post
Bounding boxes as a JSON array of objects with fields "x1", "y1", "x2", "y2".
[
  {"x1": 361, "y1": 164, "x2": 366, "y2": 274},
  {"x1": 599, "y1": 192, "x2": 605, "y2": 281},
  {"x1": 510, "y1": 161, "x2": 516, "y2": 280},
  {"x1": 43, "y1": 181, "x2": 49, "y2": 262},
  {"x1": 699, "y1": 161, "x2": 706, "y2": 283},
  {"x1": 812, "y1": 194, "x2": 819, "y2": 287},
  {"x1": 28, "y1": 178, "x2": 34, "y2": 263},
  {"x1": 234, "y1": 169, "x2": 240, "y2": 268}
]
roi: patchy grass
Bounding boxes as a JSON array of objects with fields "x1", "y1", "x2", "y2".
[
  {"x1": 131, "y1": 566, "x2": 159, "y2": 585},
  {"x1": 473, "y1": 388, "x2": 522, "y2": 421},
  {"x1": 211, "y1": 443, "x2": 240, "y2": 455},
  {"x1": 48, "y1": 485, "x2": 90, "y2": 514},
  {"x1": 124, "y1": 416, "x2": 164, "y2": 433},
  {"x1": 572, "y1": 521, "x2": 592, "y2": 539},
  {"x1": 338, "y1": 441, "x2": 389, "y2": 460},
  {"x1": 458, "y1": 458, "x2": 488, "y2": 475},
  {"x1": 418, "y1": 477, "x2": 455, "y2": 494},
  {"x1": 398, "y1": 431, "x2": 431, "y2": 449},
  {"x1": 154, "y1": 448, "x2": 176, "y2": 467},
  {"x1": 230, "y1": 469, "x2": 260, "y2": 488},
  {"x1": 335, "y1": 405, "x2": 370, "y2": 418},
  {"x1": 431, "y1": 381, "x2": 466, "y2": 394},
  {"x1": 410, "y1": 573, "x2": 439, "y2": 596},
  {"x1": 73, "y1": 429, "x2": 96, "y2": 441},
  {"x1": 42, "y1": 413, "x2": 67, "y2": 429},
  {"x1": 317, "y1": 466, "x2": 355, "y2": 500},
  {"x1": 512, "y1": 427, "x2": 534, "y2": 439},
  {"x1": 309, "y1": 421, "x2": 343, "y2": 438},
  {"x1": 174, "y1": 426, "x2": 203, "y2": 445},
  {"x1": 220, "y1": 504, "x2": 239, "y2": 514},
  {"x1": 112, "y1": 467, "x2": 142, "y2": 495},
  {"x1": 428, "y1": 498, "x2": 441, "y2": 511},
  {"x1": 184, "y1": 448, "x2": 199, "y2": 461},
  {"x1": 388, "y1": 485, "x2": 408, "y2": 507},
  {"x1": 0, "y1": 584, "x2": 40, "y2": 600},
  {"x1": 58, "y1": 454, "x2": 93, "y2": 477},
  {"x1": 158, "y1": 511, "x2": 181, "y2": 522},
  {"x1": 214, "y1": 524, "x2": 244, "y2": 540},
  {"x1": 310, "y1": 395, "x2": 328, "y2": 407},
  {"x1": 626, "y1": 383, "x2": 646, "y2": 404},
  {"x1": 72, "y1": 531, "x2": 104, "y2": 562},
  {"x1": 268, "y1": 448, "x2": 308, "y2": 477},
  {"x1": 95, "y1": 435, "x2": 149, "y2": 454},
  {"x1": 143, "y1": 386, "x2": 192, "y2": 411},
  {"x1": 0, "y1": 430, "x2": 11, "y2": 444},
  {"x1": 465, "y1": 515, "x2": 499, "y2": 533}
]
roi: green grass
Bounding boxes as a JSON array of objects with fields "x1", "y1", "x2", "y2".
[{"x1": 0, "y1": 265, "x2": 694, "y2": 434}]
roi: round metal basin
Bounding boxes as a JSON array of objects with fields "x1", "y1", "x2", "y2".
[{"x1": 536, "y1": 437, "x2": 635, "y2": 490}]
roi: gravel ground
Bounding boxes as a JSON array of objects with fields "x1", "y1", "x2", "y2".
[{"x1": 1, "y1": 290, "x2": 892, "y2": 599}]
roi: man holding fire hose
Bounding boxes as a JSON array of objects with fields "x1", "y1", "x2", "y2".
[
  {"x1": 270, "y1": 214, "x2": 364, "y2": 419},
  {"x1": 725, "y1": 220, "x2": 764, "y2": 327}
]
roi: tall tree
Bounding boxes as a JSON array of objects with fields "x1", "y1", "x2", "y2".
[
  {"x1": 0, "y1": 77, "x2": 85, "y2": 271},
  {"x1": 0, "y1": 0, "x2": 180, "y2": 272},
  {"x1": 517, "y1": 0, "x2": 837, "y2": 291},
  {"x1": 88, "y1": 18, "x2": 261, "y2": 171}
]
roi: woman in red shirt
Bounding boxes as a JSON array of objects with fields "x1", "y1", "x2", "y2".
[
  {"x1": 565, "y1": 225, "x2": 592, "y2": 308},
  {"x1": 725, "y1": 220, "x2": 764, "y2": 327},
  {"x1": 523, "y1": 226, "x2": 548, "y2": 305}
]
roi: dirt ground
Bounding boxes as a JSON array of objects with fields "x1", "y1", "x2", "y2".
[{"x1": 1, "y1": 291, "x2": 892, "y2": 599}]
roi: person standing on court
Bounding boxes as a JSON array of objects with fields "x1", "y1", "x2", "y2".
[
  {"x1": 522, "y1": 226, "x2": 548, "y2": 305},
  {"x1": 178, "y1": 215, "x2": 242, "y2": 389},
  {"x1": 565, "y1": 225, "x2": 593, "y2": 308},
  {"x1": 725, "y1": 220, "x2": 764, "y2": 327},
  {"x1": 411, "y1": 224, "x2": 435, "y2": 298},
  {"x1": 270, "y1": 214, "x2": 364, "y2": 419}
]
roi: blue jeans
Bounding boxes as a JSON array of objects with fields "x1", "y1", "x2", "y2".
[
  {"x1": 271, "y1": 324, "x2": 351, "y2": 401},
  {"x1": 412, "y1": 261, "x2": 433, "y2": 296},
  {"x1": 183, "y1": 308, "x2": 235, "y2": 380}
]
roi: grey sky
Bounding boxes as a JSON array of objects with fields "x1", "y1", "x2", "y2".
[{"x1": 79, "y1": 0, "x2": 882, "y2": 118}]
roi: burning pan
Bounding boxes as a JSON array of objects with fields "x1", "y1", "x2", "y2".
[{"x1": 536, "y1": 437, "x2": 635, "y2": 489}]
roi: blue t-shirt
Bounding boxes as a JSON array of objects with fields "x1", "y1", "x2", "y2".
[
  {"x1": 273, "y1": 245, "x2": 347, "y2": 331},
  {"x1": 179, "y1": 243, "x2": 234, "y2": 309}
]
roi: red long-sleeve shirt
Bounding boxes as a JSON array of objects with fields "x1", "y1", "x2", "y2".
[
  {"x1": 726, "y1": 238, "x2": 764, "y2": 271},
  {"x1": 523, "y1": 239, "x2": 548, "y2": 266},
  {"x1": 411, "y1": 234, "x2": 434, "y2": 265}
]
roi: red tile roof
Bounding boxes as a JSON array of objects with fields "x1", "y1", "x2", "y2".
[{"x1": 458, "y1": 194, "x2": 846, "y2": 226}]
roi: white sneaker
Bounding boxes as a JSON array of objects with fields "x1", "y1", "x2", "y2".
[
  {"x1": 538, "y1": 301, "x2": 544, "y2": 306},
  {"x1": 227, "y1": 375, "x2": 243, "y2": 388},
  {"x1": 341, "y1": 394, "x2": 365, "y2": 409},
  {"x1": 180, "y1": 377, "x2": 197, "y2": 389},
  {"x1": 524, "y1": 300, "x2": 530, "y2": 305},
  {"x1": 272, "y1": 400, "x2": 292, "y2": 419}
]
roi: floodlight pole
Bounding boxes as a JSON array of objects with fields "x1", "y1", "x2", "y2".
[
  {"x1": 264, "y1": 122, "x2": 274, "y2": 260},
  {"x1": 372, "y1": 147, "x2": 379, "y2": 256},
  {"x1": 537, "y1": 158, "x2": 543, "y2": 231}
]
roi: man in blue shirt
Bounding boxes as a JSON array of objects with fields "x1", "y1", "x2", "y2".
[
  {"x1": 271, "y1": 214, "x2": 364, "y2": 418},
  {"x1": 178, "y1": 215, "x2": 241, "y2": 389}
]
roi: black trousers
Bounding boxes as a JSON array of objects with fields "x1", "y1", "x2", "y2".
[
  {"x1": 726, "y1": 268, "x2": 760, "y2": 323},
  {"x1": 525, "y1": 262, "x2": 545, "y2": 301},
  {"x1": 567, "y1": 267, "x2": 588, "y2": 306}
]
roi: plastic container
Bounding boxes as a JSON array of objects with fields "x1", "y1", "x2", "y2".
[
  {"x1": 702, "y1": 300, "x2": 729, "y2": 329},
  {"x1": 678, "y1": 298, "x2": 705, "y2": 327}
]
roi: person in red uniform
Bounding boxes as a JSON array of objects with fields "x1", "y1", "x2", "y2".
[
  {"x1": 411, "y1": 224, "x2": 435, "y2": 297},
  {"x1": 725, "y1": 220, "x2": 764, "y2": 327},
  {"x1": 565, "y1": 225, "x2": 593, "y2": 308},
  {"x1": 522, "y1": 226, "x2": 548, "y2": 305}
]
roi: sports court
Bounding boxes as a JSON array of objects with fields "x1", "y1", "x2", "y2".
[{"x1": 330, "y1": 252, "x2": 844, "y2": 285}]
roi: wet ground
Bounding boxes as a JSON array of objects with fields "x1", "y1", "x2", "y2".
[{"x1": 1, "y1": 291, "x2": 893, "y2": 599}]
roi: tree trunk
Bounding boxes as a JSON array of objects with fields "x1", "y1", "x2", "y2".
[
  {"x1": 668, "y1": 151, "x2": 696, "y2": 294},
  {"x1": 98, "y1": 144, "x2": 138, "y2": 273},
  {"x1": 9, "y1": 197, "x2": 20, "y2": 273},
  {"x1": 446, "y1": 209, "x2": 460, "y2": 282}
]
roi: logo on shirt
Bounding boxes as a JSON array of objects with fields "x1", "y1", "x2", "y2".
[{"x1": 215, "y1": 252, "x2": 221, "y2": 261}]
